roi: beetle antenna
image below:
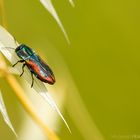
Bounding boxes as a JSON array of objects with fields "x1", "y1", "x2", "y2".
[
  {"x1": 0, "y1": 36, "x2": 19, "y2": 50},
  {"x1": 0, "y1": 47, "x2": 15, "y2": 51},
  {"x1": 4, "y1": 47, "x2": 15, "y2": 50}
]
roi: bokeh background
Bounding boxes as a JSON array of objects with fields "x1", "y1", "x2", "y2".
[{"x1": 0, "y1": 0, "x2": 140, "y2": 140}]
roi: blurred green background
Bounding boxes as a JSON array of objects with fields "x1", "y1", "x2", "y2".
[{"x1": 0, "y1": 0, "x2": 140, "y2": 140}]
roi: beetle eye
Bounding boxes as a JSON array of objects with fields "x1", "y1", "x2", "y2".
[{"x1": 20, "y1": 46, "x2": 23, "y2": 49}]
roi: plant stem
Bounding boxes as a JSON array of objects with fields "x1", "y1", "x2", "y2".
[{"x1": 6, "y1": 74, "x2": 60, "y2": 140}]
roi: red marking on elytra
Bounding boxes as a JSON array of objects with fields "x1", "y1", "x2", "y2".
[{"x1": 26, "y1": 60, "x2": 55, "y2": 84}]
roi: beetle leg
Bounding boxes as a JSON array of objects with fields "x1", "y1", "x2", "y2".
[
  {"x1": 12, "y1": 60, "x2": 25, "y2": 67},
  {"x1": 20, "y1": 63, "x2": 26, "y2": 77},
  {"x1": 31, "y1": 73, "x2": 34, "y2": 88}
]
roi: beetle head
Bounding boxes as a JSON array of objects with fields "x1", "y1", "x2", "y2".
[{"x1": 15, "y1": 44, "x2": 34, "y2": 60}]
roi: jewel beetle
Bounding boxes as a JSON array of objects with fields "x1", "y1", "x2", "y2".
[{"x1": 12, "y1": 44, "x2": 55, "y2": 87}]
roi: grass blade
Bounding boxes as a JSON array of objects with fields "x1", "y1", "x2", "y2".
[
  {"x1": 39, "y1": 91, "x2": 71, "y2": 133},
  {"x1": 69, "y1": 0, "x2": 75, "y2": 7},
  {"x1": 39, "y1": 0, "x2": 70, "y2": 44},
  {"x1": 0, "y1": 91, "x2": 18, "y2": 137}
]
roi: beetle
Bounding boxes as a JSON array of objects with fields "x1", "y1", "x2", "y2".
[{"x1": 12, "y1": 44, "x2": 55, "y2": 87}]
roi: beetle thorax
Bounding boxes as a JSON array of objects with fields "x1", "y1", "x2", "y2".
[{"x1": 15, "y1": 44, "x2": 34, "y2": 60}]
